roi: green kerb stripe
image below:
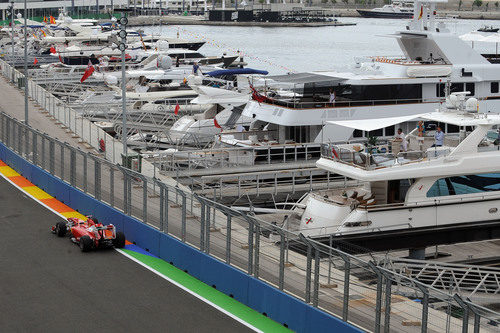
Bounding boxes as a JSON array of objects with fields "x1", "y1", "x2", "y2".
[{"x1": 122, "y1": 249, "x2": 291, "y2": 333}]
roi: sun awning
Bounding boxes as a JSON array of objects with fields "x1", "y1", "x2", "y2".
[
  {"x1": 327, "y1": 114, "x2": 424, "y2": 131},
  {"x1": 267, "y1": 72, "x2": 345, "y2": 85}
]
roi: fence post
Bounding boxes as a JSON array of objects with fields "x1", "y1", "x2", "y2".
[
  {"x1": 109, "y1": 166, "x2": 114, "y2": 207},
  {"x1": 453, "y1": 294, "x2": 470, "y2": 333},
  {"x1": 59, "y1": 142, "x2": 65, "y2": 181},
  {"x1": 142, "y1": 176, "x2": 148, "y2": 223},
  {"x1": 383, "y1": 273, "x2": 392, "y2": 333},
  {"x1": 339, "y1": 253, "x2": 351, "y2": 321},
  {"x1": 32, "y1": 131, "x2": 38, "y2": 165},
  {"x1": 181, "y1": 190, "x2": 186, "y2": 242},
  {"x1": 69, "y1": 146, "x2": 76, "y2": 186},
  {"x1": 278, "y1": 229, "x2": 285, "y2": 291},
  {"x1": 253, "y1": 219, "x2": 260, "y2": 279},
  {"x1": 94, "y1": 158, "x2": 101, "y2": 200},
  {"x1": 416, "y1": 284, "x2": 429, "y2": 333},
  {"x1": 300, "y1": 234, "x2": 313, "y2": 304},
  {"x1": 49, "y1": 138, "x2": 55, "y2": 174},
  {"x1": 222, "y1": 209, "x2": 232, "y2": 264},
  {"x1": 199, "y1": 199, "x2": 206, "y2": 251},
  {"x1": 205, "y1": 203, "x2": 211, "y2": 253},
  {"x1": 369, "y1": 262, "x2": 383, "y2": 333},
  {"x1": 246, "y1": 216, "x2": 254, "y2": 275}
]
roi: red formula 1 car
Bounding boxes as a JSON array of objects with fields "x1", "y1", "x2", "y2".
[{"x1": 51, "y1": 216, "x2": 125, "y2": 252}]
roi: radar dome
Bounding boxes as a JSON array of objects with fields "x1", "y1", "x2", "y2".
[
  {"x1": 157, "y1": 55, "x2": 172, "y2": 69},
  {"x1": 446, "y1": 94, "x2": 458, "y2": 108},
  {"x1": 155, "y1": 40, "x2": 169, "y2": 51},
  {"x1": 465, "y1": 97, "x2": 478, "y2": 112},
  {"x1": 104, "y1": 75, "x2": 118, "y2": 86}
]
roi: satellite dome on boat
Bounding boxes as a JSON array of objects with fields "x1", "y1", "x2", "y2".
[
  {"x1": 466, "y1": 97, "x2": 478, "y2": 112},
  {"x1": 155, "y1": 40, "x2": 169, "y2": 51},
  {"x1": 157, "y1": 55, "x2": 172, "y2": 70}
]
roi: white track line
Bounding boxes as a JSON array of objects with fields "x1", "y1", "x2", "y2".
[{"x1": 0, "y1": 169, "x2": 262, "y2": 333}]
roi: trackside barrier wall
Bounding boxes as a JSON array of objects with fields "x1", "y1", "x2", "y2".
[{"x1": 0, "y1": 142, "x2": 359, "y2": 333}]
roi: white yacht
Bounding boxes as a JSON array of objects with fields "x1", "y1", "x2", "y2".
[
  {"x1": 240, "y1": 0, "x2": 500, "y2": 146},
  {"x1": 296, "y1": 93, "x2": 500, "y2": 238},
  {"x1": 357, "y1": 0, "x2": 415, "y2": 19}
]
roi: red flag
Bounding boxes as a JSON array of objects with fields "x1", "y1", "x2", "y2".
[
  {"x1": 250, "y1": 84, "x2": 268, "y2": 104},
  {"x1": 80, "y1": 60, "x2": 95, "y2": 83},
  {"x1": 214, "y1": 117, "x2": 221, "y2": 129},
  {"x1": 49, "y1": 16, "x2": 56, "y2": 24},
  {"x1": 33, "y1": 57, "x2": 38, "y2": 65},
  {"x1": 174, "y1": 103, "x2": 180, "y2": 115},
  {"x1": 50, "y1": 46, "x2": 56, "y2": 54},
  {"x1": 58, "y1": 54, "x2": 63, "y2": 63}
]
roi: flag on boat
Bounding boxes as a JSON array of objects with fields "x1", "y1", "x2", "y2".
[
  {"x1": 80, "y1": 60, "x2": 95, "y2": 83},
  {"x1": 214, "y1": 118, "x2": 221, "y2": 129},
  {"x1": 43, "y1": 16, "x2": 48, "y2": 24},
  {"x1": 174, "y1": 103, "x2": 180, "y2": 115},
  {"x1": 50, "y1": 46, "x2": 56, "y2": 54},
  {"x1": 58, "y1": 54, "x2": 63, "y2": 63},
  {"x1": 49, "y1": 16, "x2": 56, "y2": 24},
  {"x1": 40, "y1": 29, "x2": 47, "y2": 37},
  {"x1": 418, "y1": 6, "x2": 423, "y2": 20},
  {"x1": 33, "y1": 57, "x2": 38, "y2": 65}
]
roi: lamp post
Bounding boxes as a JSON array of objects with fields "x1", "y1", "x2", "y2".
[
  {"x1": 9, "y1": 2, "x2": 14, "y2": 83},
  {"x1": 23, "y1": 0, "x2": 28, "y2": 125},
  {"x1": 118, "y1": 13, "x2": 128, "y2": 156}
]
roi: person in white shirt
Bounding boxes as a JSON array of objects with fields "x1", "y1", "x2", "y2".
[
  {"x1": 394, "y1": 128, "x2": 407, "y2": 151},
  {"x1": 329, "y1": 89, "x2": 336, "y2": 105}
]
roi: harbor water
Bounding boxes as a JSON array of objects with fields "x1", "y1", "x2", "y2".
[{"x1": 145, "y1": 17, "x2": 500, "y2": 74}]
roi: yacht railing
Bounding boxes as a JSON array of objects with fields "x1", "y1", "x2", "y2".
[
  {"x1": 321, "y1": 143, "x2": 440, "y2": 171},
  {"x1": 256, "y1": 96, "x2": 437, "y2": 109}
]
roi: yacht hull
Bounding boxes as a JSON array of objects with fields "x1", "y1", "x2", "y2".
[{"x1": 356, "y1": 9, "x2": 413, "y2": 19}]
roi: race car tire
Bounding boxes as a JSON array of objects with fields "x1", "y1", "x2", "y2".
[
  {"x1": 113, "y1": 231, "x2": 126, "y2": 248},
  {"x1": 79, "y1": 236, "x2": 94, "y2": 252},
  {"x1": 55, "y1": 221, "x2": 67, "y2": 237}
]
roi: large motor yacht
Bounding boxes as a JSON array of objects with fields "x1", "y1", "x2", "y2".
[
  {"x1": 238, "y1": 0, "x2": 500, "y2": 146},
  {"x1": 296, "y1": 92, "x2": 500, "y2": 239},
  {"x1": 357, "y1": 0, "x2": 415, "y2": 19}
]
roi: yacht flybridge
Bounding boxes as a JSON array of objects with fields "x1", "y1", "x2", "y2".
[
  {"x1": 240, "y1": 0, "x2": 500, "y2": 145},
  {"x1": 297, "y1": 93, "x2": 500, "y2": 238}
]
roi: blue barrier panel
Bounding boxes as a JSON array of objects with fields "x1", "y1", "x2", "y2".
[{"x1": 0, "y1": 142, "x2": 362, "y2": 333}]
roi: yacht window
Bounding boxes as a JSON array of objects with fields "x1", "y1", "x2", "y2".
[
  {"x1": 447, "y1": 124, "x2": 459, "y2": 133},
  {"x1": 368, "y1": 129, "x2": 383, "y2": 137},
  {"x1": 427, "y1": 174, "x2": 500, "y2": 197},
  {"x1": 353, "y1": 129, "x2": 363, "y2": 138},
  {"x1": 465, "y1": 83, "x2": 475, "y2": 96},
  {"x1": 436, "y1": 83, "x2": 445, "y2": 97},
  {"x1": 385, "y1": 126, "x2": 395, "y2": 136},
  {"x1": 451, "y1": 83, "x2": 464, "y2": 94},
  {"x1": 344, "y1": 221, "x2": 372, "y2": 227},
  {"x1": 427, "y1": 179, "x2": 450, "y2": 197},
  {"x1": 491, "y1": 82, "x2": 499, "y2": 94}
]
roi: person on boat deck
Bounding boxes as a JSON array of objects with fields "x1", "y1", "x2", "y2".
[
  {"x1": 192, "y1": 62, "x2": 200, "y2": 75},
  {"x1": 433, "y1": 127, "x2": 444, "y2": 147},
  {"x1": 394, "y1": 128, "x2": 407, "y2": 151},
  {"x1": 176, "y1": 56, "x2": 180, "y2": 67},
  {"x1": 329, "y1": 89, "x2": 336, "y2": 106}
]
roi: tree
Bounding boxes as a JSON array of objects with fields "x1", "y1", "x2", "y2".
[
  {"x1": 496, "y1": 1, "x2": 499, "y2": 10},
  {"x1": 342, "y1": 0, "x2": 348, "y2": 5},
  {"x1": 322, "y1": 0, "x2": 328, "y2": 3},
  {"x1": 473, "y1": 0, "x2": 483, "y2": 10},
  {"x1": 458, "y1": 0, "x2": 463, "y2": 11},
  {"x1": 486, "y1": 2, "x2": 489, "y2": 11},
  {"x1": 330, "y1": 0, "x2": 337, "y2": 4}
]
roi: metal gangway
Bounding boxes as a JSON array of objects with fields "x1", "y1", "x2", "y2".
[{"x1": 376, "y1": 257, "x2": 500, "y2": 304}]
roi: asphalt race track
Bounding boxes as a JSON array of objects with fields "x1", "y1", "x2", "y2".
[{"x1": 0, "y1": 176, "x2": 254, "y2": 332}]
